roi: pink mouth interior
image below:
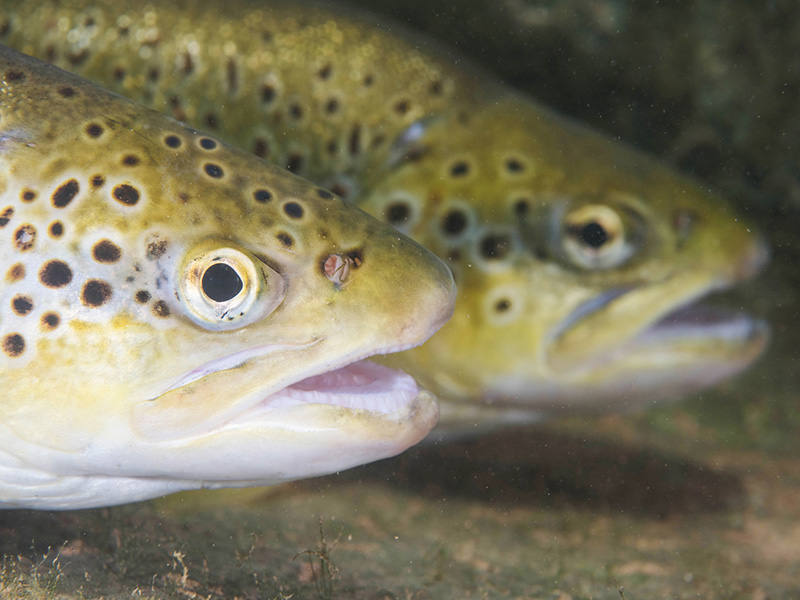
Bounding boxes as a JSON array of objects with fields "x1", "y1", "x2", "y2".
[{"x1": 266, "y1": 361, "x2": 420, "y2": 415}]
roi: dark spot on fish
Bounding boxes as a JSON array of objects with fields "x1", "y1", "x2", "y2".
[
  {"x1": 506, "y1": 157, "x2": 525, "y2": 173},
  {"x1": 11, "y1": 295, "x2": 33, "y2": 316},
  {"x1": 226, "y1": 58, "x2": 239, "y2": 93},
  {"x1": 85, "y1": 123, "x2": 103, "y2": 138},
  {"x1": 260, "y1": 84, "x2": 276, "y2": 104},
  {"x1": 204, "y1": 163, "x2": 224, "y2": 178},
  {"x1": 371, "y1": 134, "x2": 386, "y2": 149},
  {"x1": 181, "y1": 51, "x2": 194, "y2": 75},
  {"x1": 93, "y1": 239, "x2": 122, "y2": 263},
  {"x1": 325, "y1": 98, "x2": 339, "y2": 114},
  {"x1": 316, "y1": 189, "x2": 334, "y2": 200},
  {"x1": 363, "y1": 74, "x2": 374, "y2": 86},
  {"x1": 199, "y1": 137, "x2": 217, "y2": 150},
  {"x1": 6, "y1": 263, "x2": 24, "y2": 282},
  {"x1": 289, "y1": 103, "x2": 304, "y2": 120},
  {"x1": 82, "y1": 279, "x2": 112, "y2": 307},
  {"x1": 253, "y1": 138, "x2": 269, "y2": 158},
  {"x1": 205, "y1": 112, "x2": 219, "y2": 129},
  {"x1": 283, "y1": 201, "x2": 304, "y2": 219},
  {"x1": 90, "y1": 174, "x2": 105, "y2": 189},
  {"x1": 442, "y1": 210, "x2": 467, "y2": 235},
  {"x1": 5, "y1": 70, "x2": 24, "y2": 82},
  {"x1": 147, "y1": 239, "x2": 168, "y2": 260},
  {"x1": 14, "y1": 224, "x2": 36, "y2": 251},
  {"x1": 135, "y1": 290, "x2": 151, "y2": 304},
  {"x1": 495, "y1": 298, "x2": 512, "y2": 313},
  {"x1": 0, "y1": 206, "x2": 13, "y2": 227},
  {"x1": 57, "y1": 86, "x2": 75, "y2": 98},
  {"x1": 84, "y1": 16, "x2": 95, "y2": 27},
  {"x1": 113, "y1": 184, "x2": 140, "y2": 205},
  {"x1": 331, "y1": 182, "x2": 349, "y2": 197},
  {"x1": 450, "y1": 161, "x2": 470, "y2": 177},
  {"x1": 253, "y1": 189, "x2": 272, "y2": 203},
  {"x1": 276, "y1": 232, "x2": 293, "y2": 248},
  {"x1": 385, "y1": 202, "x2": 410, "y2": 225},
  {"x1": 21, "y1": 189, "x2": 36, "y2": 202},
  {"x1": 318, "y1": 63, "x2": 332, "y2": 80},
  {"x1": 39, "y1": 260, "x2": 72, "y2": 288},
  {"x1": 394, "y1": 99, "x2": 410, "y2": 115},
  {"x1": 514, "y1": 198, "x2": 530, "y2": 217},
  {"x1": 447, "y1": 249, "x2": 461, "y2": 263},
  {"x1": 67, "y1": 49, "x2": 89, "y2": 66},
  {"x1": 429, "y1": 80, "x2": 443, "y2": 95},
  {"x1": 326, "y1": 140, "x2": 338, "y2": 155},
  {"x1": 52, "y1": 179, "x2": 79, "y2": 207},
  {"x1": 480, "y1": 234, "x2": 511, "y2": 260},
  {"x1": 152, "y1": 300, "x2": 170, "y2": 317},
  {"x1": 44, "y1": 45, "x2": 56, "y2": 61},
  {"x1": 113, "y1": 66, "x2": 126, "y2": 81},
  {"x1": 164, "y1": 135, "x2": 182, "y2": 148},
  {"x1": 349, "y1": 123, "x2": 362, "y2": 156},
  {"x1": 286, "y1": 153, "x2": 303, "y2": 173},
  {"x1": 49, "y1": 221, "x2": 64, "y2": 238},
  {"x1": 0, "y1": 19, "x2": 9, "y2": 37},
  {"x1": 122, "y1": 154, "x2": 140, "y2": 166},
  {"x1": 41, "y1": 312, "x2": 60, "y2": 330},
  {"x1": 3, "y1": 333, "x2": 24, "y2": 357},
  {"x1": 148, "y1": 67, "x2": 160, "y2": 82},
  {"x1": 178, "y1": 192, "x2": 190, "y2": 203}
]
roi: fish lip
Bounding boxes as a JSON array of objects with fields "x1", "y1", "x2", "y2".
[{"x1": 159, "y1": 337, "x2": 432, "y2": 425}]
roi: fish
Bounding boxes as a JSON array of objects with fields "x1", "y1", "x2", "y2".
[
  {"x1": 2, "y1": 0, "x2": 768, "y2": 433},
  {"x1": 0, "y1": 45, "x2": 456, "y2": 509}
]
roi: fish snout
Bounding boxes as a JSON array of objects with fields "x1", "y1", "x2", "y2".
[{"x1": 362, "y1": 232, "x2": 456, "y2": 353}]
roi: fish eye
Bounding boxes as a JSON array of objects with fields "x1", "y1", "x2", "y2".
[
  {"x1": 179, "y1": 241, "x2": 285, "y2": 331},
  {"x1": 202, "y1": 263, "x2": 243, "y2": 302},
  {"x1": 561, "y1": 204, "x2": 633, "y2": 269}
]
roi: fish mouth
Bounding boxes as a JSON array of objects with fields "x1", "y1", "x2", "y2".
[
  {"x1": 135, "y1": 341, "x2": 438, "y2": 441},
  {"x1": 543, "y1": 236, "x2": 769, "y2": 404},
  {"x1": 239, "y1": 360, "x2": 423, "y2": 419}
]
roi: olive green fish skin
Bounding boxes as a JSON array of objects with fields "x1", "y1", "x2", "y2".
[
  {"x1": 0, "y1": 46, "x2": 454, "y2": 508},
  {"x1": 2, "y1": 1, "x2": 768, "y2": 429}
]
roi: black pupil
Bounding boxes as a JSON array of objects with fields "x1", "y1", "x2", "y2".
[
  {"x1": 202, "y1": 263, "x2": 243, "y2": 302},
  {"x1": 579, "y1": 221, "x2": 609, "y2": 248}
]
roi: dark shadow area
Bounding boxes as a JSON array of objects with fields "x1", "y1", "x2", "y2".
[{"x1": 313, "y1": 425, "x2": 745, "y2": 518}]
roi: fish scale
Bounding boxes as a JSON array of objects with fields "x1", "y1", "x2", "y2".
[
  {"x1": 2, "y1": 0, "x2": 769, "y2": 433},
  {"x1": 0, "y1": 45, "x2": 456, "y2": 509}
]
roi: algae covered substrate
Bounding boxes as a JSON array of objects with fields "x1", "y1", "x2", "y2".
[{"x1": 3, "y1": 1, "x2": 800, "y2": 598}]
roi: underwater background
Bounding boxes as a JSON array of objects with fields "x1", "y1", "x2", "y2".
[{"x1": 2, "y1": 0, "x2": 799, "y2": 597}]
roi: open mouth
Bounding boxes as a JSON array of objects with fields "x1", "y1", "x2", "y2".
[
  {"x1": 254, "y1": 360, "x2": 420, "y2": 416},
  {"x1": 636, "y1": 301, "x2": 767, "y2": 345}
]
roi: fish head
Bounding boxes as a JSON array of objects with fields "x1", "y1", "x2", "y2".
[
  {"x1": 0, "y1": 47, "x2": 454, "y2": 508},
  {"x1": 364, "y1": 97, "x2": 767, "y2": 413}
]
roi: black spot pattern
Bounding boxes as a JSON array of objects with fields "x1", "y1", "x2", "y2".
[
  {"x1": 93, "y1": 239, "x2": 122, "y2": 263},
  {"x1": 81, "y1": 279, "x2": 112, "y2": 307},
  {"x1": 204, "y1": 163, "x2": 224, "y2": 178},
  {"x1": 253, "y1": 189, "x2": 272, "y2": 203},
  {"x1": 113, "y1": 184, "x2": 140, "y2": 205},
  {"x1": 52, "y1": 179, "x2": 79, "y2": 208},
  {"x1": 39, "y1": 260, "x2": 73, "y2": 288},
  {"x1": 11, "y1": 295, "x2": 33, "y2": 316},
  {"x1": 386, "y1": 202, "x2": 411, "y2": 225},
  {"x1": 3, "y1": 333, "x2": 24, "y2": 357},
  {"x1": 283, "y1": 201, "x2": 304, "y2": 219}
]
